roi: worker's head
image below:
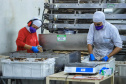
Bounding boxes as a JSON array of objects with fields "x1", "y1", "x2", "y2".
[
  {"x1": 93, "y1": 11, "x2": 105, "y2": 30},
  {"x1": 27, "y1": 17, "x2": 42, "y2": 33}
]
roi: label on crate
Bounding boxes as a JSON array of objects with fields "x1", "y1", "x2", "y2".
[
  {"x1": 57, "y1": 35, "x2": 66, "y2": 41},
  {"x1": 107, "y1": 4, "x2": 115, "y2": 8}
]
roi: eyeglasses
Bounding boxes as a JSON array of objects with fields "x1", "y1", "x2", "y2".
[
  {"x1": 94, "y1": 22, "x2": 102, "y2": 26},
  {"x1": 96, "y1": 23, "x2": 100, "y2": 26},
  {"x1": 32, "y1": 24, "x2": 39, "y2": 30}
]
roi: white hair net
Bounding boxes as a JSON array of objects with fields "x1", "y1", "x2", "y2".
[
  {"x1": 33, "y1": 20, "x2": 42, "y2": 27},
  {"x1": 32, "y1": 17, "x2": 42, "y2": 27},
  {"x1": 93, "y1": 11, "x2": 105, "y2": 26}
]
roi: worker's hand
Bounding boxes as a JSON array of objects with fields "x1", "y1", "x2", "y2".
[
  {"x1": 31, "y1": 46, "x2": 39, "y2": 53},
  {"x1": 89, "y1": 54, "x2": 97, "y2": 61},
  {"x1": 37, "y1": 46, "x2": 43, "y2": 53},
  {"x1": 100, "y1": 56, "x2": 109, "y2": 62}
]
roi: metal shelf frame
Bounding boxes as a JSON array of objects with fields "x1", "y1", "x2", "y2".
[
  {"x1": 45, "y1": 3, "x2": 126, "y2": 9},
  {"x1": 43, "y1": 23, "x2": 126, "y2": 30}
]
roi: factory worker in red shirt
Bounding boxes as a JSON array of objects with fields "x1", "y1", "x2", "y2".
[{"x1": 16, "y1": 17, "x2": 42, "y2": 53}]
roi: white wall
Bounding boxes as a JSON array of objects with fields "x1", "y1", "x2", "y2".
[{"x1": 0, "y1": 0, "x2": 46, "y2": 55}]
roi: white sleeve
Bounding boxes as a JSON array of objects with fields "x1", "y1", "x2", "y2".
[
  {"x1": 111, "y1": 25, "x2": 122, "y2": 48},
  {"x1": 87, "y1": 24, "x2": 94, "y2": 45}
]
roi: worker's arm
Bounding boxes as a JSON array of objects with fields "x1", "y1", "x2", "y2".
[
  {"x1": 109, "y1": 26, "x2": 122, "y2": 57},
  {"x1": 108, "y1": 47, "x2": 122, "y2": 58},
  {"x1": 87, "y1": 44, "x2": 93, "y2": 54},
  {"x1": 87, "y1": 24, "x2": 94, "y2": 54},
  {"x1": 100, "y1": 47, "x2": 122, "y2": 61},
  {"x1": 88, "y1": 44, "x2": 97, "y2": 61},
  {"x1": 24, "y1": 33, "x2": 40, "y2": 50},
  {"x1": 24, "y1": 44, "x2": 32, "y2": 50},
  {"x1": 24, "y1": 44, "x2": 39, "y2": 53},
  {"x1": 101, "y1": 26, "x2": 122, "y2": 61},
  {"x1": 16, "y1": 29, "x2": 35, "y2": 50},
  {"x1": 87, "y1": 24, "x2": 96, "y2": 61}
]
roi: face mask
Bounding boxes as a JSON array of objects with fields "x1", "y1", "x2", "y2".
[
  {"x1": 30, "y1": 26, "x2": 36, "y2": 33},
  {"x1": 95, "y1": 25, "x2": 103, "y2": 30}
]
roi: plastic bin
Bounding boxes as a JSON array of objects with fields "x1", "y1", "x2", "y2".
[
  {"x1": 2, "y1": 58, "x2": 55, "y2": 77},
  {"x1": 0, "y1": 55, "x2": 9, "y2": 75},
  {"x1": 115, "y1": 61, "x2": 126, "y2": 76},
  {"x1": 81, "y1": 57, "x2": 115, "y2": 72}
]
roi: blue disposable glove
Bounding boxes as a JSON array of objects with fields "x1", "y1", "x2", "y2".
[
  {"x1": 100, "y1": 56, "x2": 109, "y2": 62},
  {"x1": 89, "y1": 54, "x2": 97, "y2": 61},
  {"x1": 99, "y1": 67, "x2": 109, "y2": 74},
  {"x1": 31, "y1": 46, "x2": 39, "y2": 53}
]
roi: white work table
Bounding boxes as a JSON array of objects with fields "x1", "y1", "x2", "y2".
[{"x1": 46, "y1": 71, "x2": 114, "y2": 84}]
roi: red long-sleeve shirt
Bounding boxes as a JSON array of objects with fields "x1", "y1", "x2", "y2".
[{"x1": 16, "y1": 27, "x2": 39, "y2": 53}]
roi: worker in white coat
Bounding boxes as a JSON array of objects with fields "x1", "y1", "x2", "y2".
[{"x1": 87, "y1": 11, "x2": 122, "y2": 61}]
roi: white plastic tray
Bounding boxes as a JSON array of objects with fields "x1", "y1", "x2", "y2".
[{"x1": 2, "y1": 58, "x2": 55, "y2": 77}]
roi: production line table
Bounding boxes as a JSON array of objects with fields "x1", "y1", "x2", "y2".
[
  {"x1": 46, "y1": 71, "x2": 114, "y2": 84},
  {"x1": 0, "y1": 72, "x2": 114, "y2": 84}
]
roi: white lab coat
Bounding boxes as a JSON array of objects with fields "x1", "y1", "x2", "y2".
[{"x1": 87, "y1": 21, "x2": 122, "y2": 59}]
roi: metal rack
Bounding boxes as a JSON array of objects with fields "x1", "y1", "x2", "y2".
[
  {"x1": 41, "y1": 0, "x2": 126, "y2": 60},
  {"x1": 43, "y1": 2, "x2": 126, "y2": 32}
]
